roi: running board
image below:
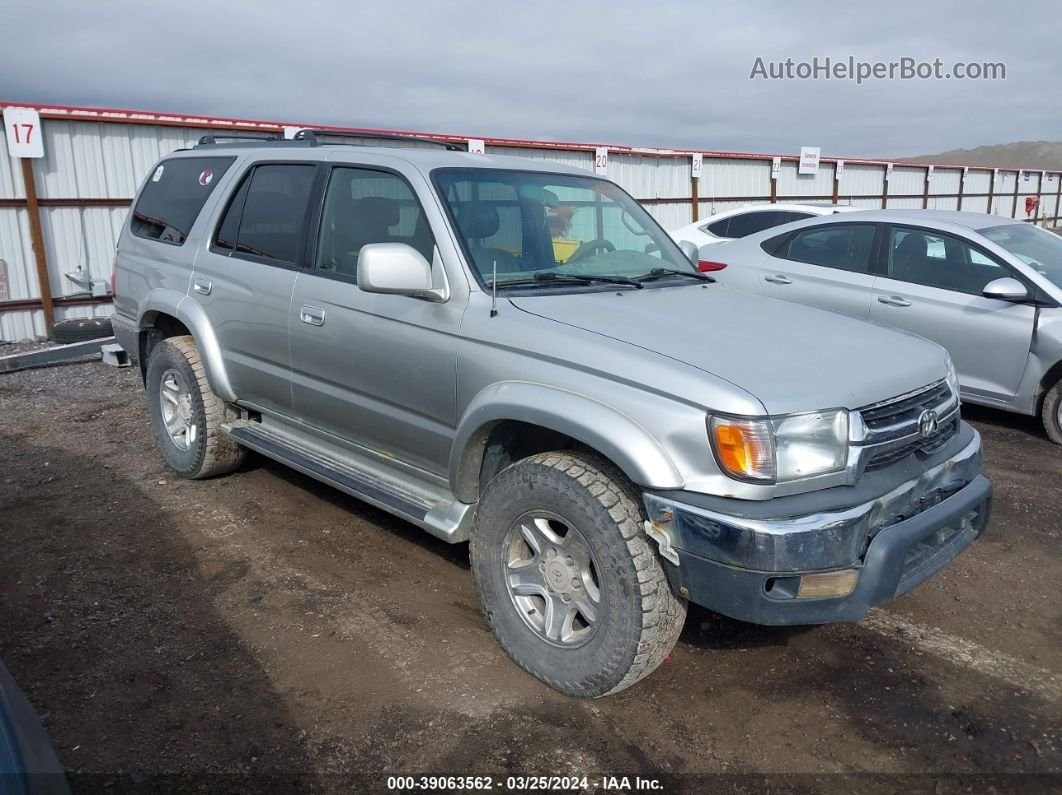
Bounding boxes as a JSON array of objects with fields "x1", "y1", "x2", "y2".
[{"x1": 224, "y1": 421, "x2": 474, "y2": 543}]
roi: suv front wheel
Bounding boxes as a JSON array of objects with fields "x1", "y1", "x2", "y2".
[
  {"x1": 470, "y1": 450, "x2": 686, "y2": 698},
  {"x1": 145, "y1": 335, "x2": 245, "y2": 479}
]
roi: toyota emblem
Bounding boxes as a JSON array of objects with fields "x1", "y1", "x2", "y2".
[{"x1": 918, "y1": 409, "x2": 939, "y2": 438}]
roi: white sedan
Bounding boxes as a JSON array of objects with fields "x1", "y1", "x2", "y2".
[{"x1": 670, "y1": 202, "x2": 863, "y2": 249}]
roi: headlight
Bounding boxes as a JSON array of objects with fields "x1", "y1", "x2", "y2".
[
  {"x1": 709, "y1": 409, "x2": 849, "y2": 483},
  {"x1": 944, "y1": 355, "x2": 960, "y2": 401}
]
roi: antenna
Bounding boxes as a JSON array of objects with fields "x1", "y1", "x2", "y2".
[{"x1": 490, "y1": 260, "x2": 498, "y2": 318}]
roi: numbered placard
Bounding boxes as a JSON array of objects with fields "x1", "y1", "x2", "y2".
[
  {"x1": 595, "y1": 147, "x2": 608, "y2": 176},
  {"x1": 690, "y1": 153, "x2": 702, "y2": 179},
  {"x1": 4, "y1": 107, "x2": 44, "y2": 158}
]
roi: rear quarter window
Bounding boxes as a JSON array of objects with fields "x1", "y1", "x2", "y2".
[{"x1": 131, "y1": 157, "x2": 235, "y2": 246}]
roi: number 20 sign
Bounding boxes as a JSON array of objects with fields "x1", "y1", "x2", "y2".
[{"x1": 4, "y1": 107, "x2": 44, "y2": 159}]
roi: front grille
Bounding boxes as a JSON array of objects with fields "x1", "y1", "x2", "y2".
[
  {"x1": 865, "y1": 417, "x2": 959, "y2": 470},
  {"x1": 856, "y1": 379, "x2": 959, "y2": 471},
  {"x1": 861, "y1": 380, "x2": 951, "y2": 434}
]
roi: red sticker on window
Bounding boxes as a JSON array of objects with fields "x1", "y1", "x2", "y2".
[{"x1": 198, "y1": 169, "x2": 214, "y2": 186}]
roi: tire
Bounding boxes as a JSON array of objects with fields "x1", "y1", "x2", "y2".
[
  {"x1": 145, "y1": 335, "x2": 245, "y2": 479},
  {"x1": 1041, "y1": 378, "x2": 1062, "y2": 444},
  {"x1": 470, "y1": 450, "x2": 686, "y2": 698},
  {"x1": 51, "y1": 316, "x2": 113, "y2": 344}
]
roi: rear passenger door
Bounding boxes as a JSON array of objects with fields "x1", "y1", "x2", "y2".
[
  {"x1": 288, "y1": 165, "x2": 461, "y2": 477},
  {"x1": 869, "y1": 224, "x2": 1035, "y2": 403},
  {"x1": 757, "y1": 222, "x2": 880, "y2": 318},
  {"x1": 190, "y1": 161, "x2": 319, "y2": 416}
]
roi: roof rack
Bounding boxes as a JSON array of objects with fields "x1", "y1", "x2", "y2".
[
  {"x1": 197, "y1": 133, "x2": 284, "y2": 145},
  {"x1": 293, "y1": 128, "x2": 465, "y2": 151}
]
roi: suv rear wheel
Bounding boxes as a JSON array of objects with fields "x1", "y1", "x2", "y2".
[
  {"x1": 145, "y1": 335, "x2": 245, "y2": 478},
  {"x1": 470, "y1": 450, "x2": 686, "y2": 698},
  {"x1": 1042, "y1": 378, "x2": 1062, "y2": 444}
]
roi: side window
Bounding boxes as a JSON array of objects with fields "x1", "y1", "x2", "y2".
[
  {"x1": 705, "y1": 216, "x2": 731, "y2": 238},
  {"x1": 786, "y1": 211, "x2": 814, "y2": 223},
  {"x1": 782, "y1": 224, "x2": 877, "y2": 273},
  {"x1": 726, "y1": 210, "x2": 791, "y2": 238},
  {"x1": 316, "y1": 167, "x2": 436, "y2": 279},
  {"x1": 131, "y1": 157, "x2": 235, "y2": 246},
  {"x1": 887, "y1": 226, "x2": 1009, "y2": 295},
  {"x1": 214, "y1": 163, "x2": 316, "y2": 265}
]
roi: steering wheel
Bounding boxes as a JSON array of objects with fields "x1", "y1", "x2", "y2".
[{"x1": 566, "y1": 238, "x2": 615, "y2": 263}]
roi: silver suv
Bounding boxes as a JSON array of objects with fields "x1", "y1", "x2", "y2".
[{"x1": 112, "y1": 132, "x2": 992, "y2": 698}]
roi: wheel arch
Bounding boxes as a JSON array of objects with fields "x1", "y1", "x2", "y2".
[
  {"x1": 1037, "y1": 359, "x2": 1062, "y2": 408},
  {"x1": 137, "y1": 291, "x2": 236, "y2": 401},
  {"x1": 450, "y1": 382, "x2": 684, "y2": 503}
]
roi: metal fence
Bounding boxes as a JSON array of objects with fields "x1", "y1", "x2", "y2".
[{"x1": 2, "y1": 102, "x2": 1060, "y2": 341}]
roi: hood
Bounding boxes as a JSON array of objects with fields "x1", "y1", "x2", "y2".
[{"x1": 509, "y1": 284, "x2": 948, "y2": 415}]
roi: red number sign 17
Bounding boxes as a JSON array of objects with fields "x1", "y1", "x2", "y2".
[{"x1": 11, "y1": 123, "x2": 34, "y2": 144}]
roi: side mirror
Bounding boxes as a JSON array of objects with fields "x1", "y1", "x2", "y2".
[
  {"x1": 357, "y1": 243, "x2": 435, "y2": 298},
  {"x1": 678, "y1": 240, "x2": 699, "y2": 264},
  {"x1": 982, "y1": 276, "x2": 1028, "y2": 302}
]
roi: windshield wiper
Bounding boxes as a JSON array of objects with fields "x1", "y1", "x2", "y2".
[
  {"x1": 487, "y1": 272, "x2": 644, "y2": 289},
  {"x1": 534, "y1": 272, "x2": 644, "y2": 288},
  {"x1": 634, "y1": 267, "x2": 715, "y2": 284}
]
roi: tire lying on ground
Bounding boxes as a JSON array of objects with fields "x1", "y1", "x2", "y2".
[
  {"x1": 470, "y1": 450, "x2": 687, "y2": 698},
  {"x1": 50, "y1": 316, "x2": 113, "y2": 344},
  {"x1": 145, "y1": 335, "x2": 245, "y2": 479}
]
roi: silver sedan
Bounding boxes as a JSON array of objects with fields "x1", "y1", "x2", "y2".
[{"x1": 702, "y1": 209, "x2": 1062, "y2": 442}]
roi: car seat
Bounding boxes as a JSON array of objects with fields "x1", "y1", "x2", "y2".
[{"x1": 453, "y1": 202, "x2": 521, "y2": 275}]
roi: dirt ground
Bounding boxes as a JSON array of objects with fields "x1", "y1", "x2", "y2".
[{"x1": 0, "y1": 356, "x2": 1059, "y2": 794}]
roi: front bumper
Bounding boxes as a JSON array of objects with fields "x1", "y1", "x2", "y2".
[{"x1": 644, "y1": 425, "x2": 991, "y2": 625}]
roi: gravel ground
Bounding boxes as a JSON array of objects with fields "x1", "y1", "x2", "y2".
[{"x1": 0, "y1": 360, "x2": 1059, "y2": 794}]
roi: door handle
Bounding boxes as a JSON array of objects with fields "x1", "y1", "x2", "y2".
[
  {"x1": 193, "y1": 277, "x2": 212, "y2": 295},
  {"x1": 300, "y1": 305, "x2": 326, "y2": 326},
  {"x1": 764, "y1": 274, "x2": 793, "y2": 285},
  {"x1": 877, "y1": 295, "x2": 912, "y2": 308}
]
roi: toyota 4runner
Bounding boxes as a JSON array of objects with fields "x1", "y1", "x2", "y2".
[{"x1": 111, "y1": 131, "x2": 992, "y2": 698}]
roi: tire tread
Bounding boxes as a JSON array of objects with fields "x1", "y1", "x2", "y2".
[
  {"x1": 1042, "y1": 379, "x2": 1062, "y2": 444},
  {"x1": 152, "y1": 335, "x2": 244, "y2": 479},
  {"x1": 472, "y1": 450, "x2": 686, "y2": 698}
]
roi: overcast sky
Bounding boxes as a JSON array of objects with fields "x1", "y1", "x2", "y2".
[{"x1": 2, "y1": 0, "x2": 1057, "y2": 158}]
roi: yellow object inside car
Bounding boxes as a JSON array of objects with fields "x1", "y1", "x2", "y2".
[{"x1": 552, "y1": 239, "x2": 579, "y2": 263}]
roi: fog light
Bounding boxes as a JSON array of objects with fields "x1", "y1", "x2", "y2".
[{"x1": 797, "y1": 569, "x2": 859, "y2": 599}]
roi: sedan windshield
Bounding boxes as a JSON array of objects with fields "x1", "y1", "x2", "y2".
[
  {"x1": 433, "y1": 168, "x2": 696, "y2": 288},
  {"x1": 982, "y1": 223, "x2": 1062, "y2": 290}
]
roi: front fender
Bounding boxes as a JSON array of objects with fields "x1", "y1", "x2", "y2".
[
  {"x1": 450, "y1": 381, "x2": 684, "y2": 503},
  {"x1": 138, "y1": 290, "x2": 236, "y2": 402}
]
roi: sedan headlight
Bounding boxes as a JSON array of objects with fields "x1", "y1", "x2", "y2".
[{"x1": 709, "y1": 409, "x2": 849, "y2": 483}]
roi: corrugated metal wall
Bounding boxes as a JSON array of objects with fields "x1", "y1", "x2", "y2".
[
  {"x1": 2, "y1": 104, "x2": 1060, "y2": 341},
  {"x1": 1, "y1": 119, "x2": 221, "y2": 339}
]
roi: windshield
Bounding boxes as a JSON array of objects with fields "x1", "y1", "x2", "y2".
[
  {"x1": 433, "y1": 168, "x2": 695, "y2": 288},
  {"x1": 982, "y1": 223, "x2": 1062, "y2": 290}
]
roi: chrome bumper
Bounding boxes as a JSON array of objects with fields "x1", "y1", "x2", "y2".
[{"x1": 644, "y1": 427, "x2": 984, "y2": 573}]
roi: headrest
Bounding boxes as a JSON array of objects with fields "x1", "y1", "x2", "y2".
[
  {"x1": 896, "y1": 233, "x2": 928, "y2": 260},
  {"x1": 455, "y1": 201, "x2": 500, "y2": 239}
]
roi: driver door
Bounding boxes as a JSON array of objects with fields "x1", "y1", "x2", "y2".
[{"x1": 288, "y1": 165, "x2": 461, "y2": 476}]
